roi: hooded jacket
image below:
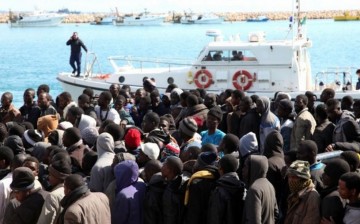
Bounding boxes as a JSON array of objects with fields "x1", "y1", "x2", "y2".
[
  {"x1": 112, "y1": 160, "x2": 146, "y2": 224},
  {"x1": 208, "y1": 172, "x2": 246, "y2": 224},
  {"x1": 89, "y1": 133, "x2": 115, "y2": 192},
  {"x1": 183, "y1": 165, "x2": 219, "y2": 224},
  {"x1": 243, "y1": 155, "x2": 278, "y2": 224},
  {"x1": 263, "y1": 130, "x2": 286, "y2": 204},
  {"x1": 186, "y1": 104, "x2": 209, "y2": 132},
  {"x1": 258, "y1": 97, "x2": 280, "y2": 154}
]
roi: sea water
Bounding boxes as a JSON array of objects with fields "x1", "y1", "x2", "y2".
[{"x1": 0, "y1": 19, "x2": 359, "y2": 107}]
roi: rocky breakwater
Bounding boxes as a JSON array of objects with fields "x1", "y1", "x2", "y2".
[{"x1": 0, "y1": 10, "x2": 360, "y2": 23}]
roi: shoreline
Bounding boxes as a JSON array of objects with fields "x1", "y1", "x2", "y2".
[{"x1": 0, "y1": 10, "x2": 359, "y2": 23}]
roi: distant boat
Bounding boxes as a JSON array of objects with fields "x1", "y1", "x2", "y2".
[
  {"x1": 90, "y1": 16, "x2": 116, "y2": 25},
  {"x1": 114, "y1": 9, "x2": 165, "y2": 26},
  {"x1": 334, "y1": 11, "x2": 360, "y2": 21},
  {"x1": 8, "y1": 10, "x2": 65, "y2": 27},
  {"x1": 180, "y1": 12, "x2": 224, "y2": 24},
  {"x1": 246, "y1": 16, "x2": 269, "y2": 22}
]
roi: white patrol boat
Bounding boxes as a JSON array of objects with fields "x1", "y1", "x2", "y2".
[
  {"x1": 57, "y1": 1, "x2": 360, "y2": 100},
  {"x1": 8, "y1": 10, "x2": 65, "y2": 27}
]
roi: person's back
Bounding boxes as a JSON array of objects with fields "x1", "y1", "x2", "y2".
[
  {"x1": 113, "y1": 160, "x2": 146, "y2": 224},
  {"x1": 242, "y1": 155, "x2": 278, "y2": 224},
  {"x1": 208, "y1": 155, "x2": 246, "y2": 224}
]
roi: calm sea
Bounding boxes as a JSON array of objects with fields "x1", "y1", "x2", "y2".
[{"x1": 0, "y1": 19, "x2": 359, "y2": 107}]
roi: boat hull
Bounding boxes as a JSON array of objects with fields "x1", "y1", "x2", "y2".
[
  {"x1": 180, "y1": 18, "x2": 224, "y2": 24},
  {"x1": 10, "y1": 15, "x2": 64, "y2": 27},
  {"x1": 114, "y1": 17, "x2": 165, "y2": 26}
]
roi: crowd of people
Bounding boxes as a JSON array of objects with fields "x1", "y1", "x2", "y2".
[{"x1": 0, "y1": 78, "x2": 359, "y2": 224}]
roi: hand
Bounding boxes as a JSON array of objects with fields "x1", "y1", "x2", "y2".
[
  {"x1": 325, "y1": 144, "x2": 335, "y2": 152},
  {"x1": 320, "y1": 217, "x2": 335, "y2": 224}
]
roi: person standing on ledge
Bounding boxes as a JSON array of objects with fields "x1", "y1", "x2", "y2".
[{"x1": 66, "y1": 32, "x2": 87, "y2": 77}]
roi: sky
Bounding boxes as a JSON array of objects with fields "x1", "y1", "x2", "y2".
[{"x1": 1, "y1": 0, "x2": 360, "y2": 13}]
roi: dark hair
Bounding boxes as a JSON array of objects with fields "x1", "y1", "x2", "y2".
[
  {"x1": 296, "y1": 94, "x2": 308, "y2": 106},
  {"x1": 83, "y1": 88, "x2": 94, "y2": 98},
  {"x1": 100, "y1": 91, "x2": 112, "y2": 102},
  {"x1": 37, "y1": 84, "x2": 50, "y2": 93},
  {"x1": 340, "y1": 172, "x2": 360, "y2": 193},
  {"x1": 232, "y1": 90, "x2": 245, "y2": 100},
  {"x1": 164, "y1": 156, "x2": 183, "y2": 176},
  {"x1": 65, "y1": 174, "x2": 85, "y2": 191},
  {"x1": 186, "y1": 94, "x2": 199, "y2": 107},
  {"x1": 219, "y1": 154, "x2": 239, "y2": 173},
  {"x1": 180, "y1": 91, "x2": 191, "y2": 101},
  {"x1": 315, "y1": 104, "x2": 328, "y2": 120},
  {"x1": 326, "y1": 98, "x2": 340, "y2": 109},
  {"x1": 144, "y1": 112, "x2": 160, "y2": 127},
  {"x1": 23, "y1": 156, "x2": 40, "y2": 170},
  {"x1": 78, "y1": 94, "x2": 90, "y2": 103},
  {"x1": 0, "y1": 123, "x2": 8, "y2": 142},
  {"x1": 341, "y1": 151, "x2": 360, "y2": 172},
  {"x1": 68, "y1": 107, "x2": 84, "y2": 118},
  {"x1": 104, "y1": 123, "x2": 124, "y2": 141},
  {"x1": 59, "y1": 91, "x2": 72, "y2": 102}
]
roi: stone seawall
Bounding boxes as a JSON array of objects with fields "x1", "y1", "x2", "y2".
[{"x1": 1, "y1": 10, "x2": 359, "y2": 23}]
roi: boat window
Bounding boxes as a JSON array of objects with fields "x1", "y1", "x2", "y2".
[
  {"x1": 229, "y1": 50, "x2": 257, "y2": 61},
  {"x1": 202, "y1": 51, "x2": 224, "y2": 61}
]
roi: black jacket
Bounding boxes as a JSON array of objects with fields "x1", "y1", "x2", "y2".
[
  {"x1": 207, "y1": 172, "x2": 246, "y2": 224},
  {"x1": 144, "y1": 173, "x2": 166, "y2": 224}
]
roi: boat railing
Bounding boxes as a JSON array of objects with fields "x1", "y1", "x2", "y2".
[
  {"x1": 84, "y1": 52, "x2": 103, "y2": 78},
  {"x1": 315, "y1": 67, "x2": 357, "y2": 91},
  {"x1": 108, "y1": 56, "x2": 195, "y2": 72}
]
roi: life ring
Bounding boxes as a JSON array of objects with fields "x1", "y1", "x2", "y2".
[
  {"x1": 194, "y1": 70, "x2": 213, "y2": 89},
  {"x1": 95, "y1": 74, "x2": 110, "y2": 79},
  {"x1": 232, "y1": 70, "x2": 253, "y2": 91}
]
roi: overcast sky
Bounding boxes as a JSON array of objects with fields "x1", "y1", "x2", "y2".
[{"x1": 1, "y1": 0, "x2": 360, "y2": 13}]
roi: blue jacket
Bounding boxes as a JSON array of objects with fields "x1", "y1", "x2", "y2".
[{"x1": 112, "y1": 160, "x2": 146, "y2": 224}]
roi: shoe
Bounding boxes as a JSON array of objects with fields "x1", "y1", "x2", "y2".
[{"x1": 72, "y1": 70, "x2": 76, "y2": 75}]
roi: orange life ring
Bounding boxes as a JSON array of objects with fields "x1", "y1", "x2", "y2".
[
  {"x1": 232, "y1": 70, "x2": 253, "y2": 91},
  {"x1": 193, "y1": 70, "x2": 213, "y2": 89}
]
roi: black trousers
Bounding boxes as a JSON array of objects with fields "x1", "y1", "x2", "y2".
[{"x1": 69, "y1": 52, "x2": 82, "y2": 75}]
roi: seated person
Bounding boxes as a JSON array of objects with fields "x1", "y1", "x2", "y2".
[
  {"x1": 231, "y1": 50, "x2": 240, "y2": 60},
  {"x1": 237, "y1": 51, "x2": 244, "y2": 60},
  {"x1": 213, "y1": 52, "x2": 222, "y2": 61},
  {"x1": 204, "y1": 52, "x2": 212, "y2": 61}
]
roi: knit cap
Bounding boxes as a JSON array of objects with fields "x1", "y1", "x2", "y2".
[
  {"x1": 80, "y1": 127, "x2": 99, "y2": 147},
  {"x1": 324, "y1": 158, "x2": 350, "y2": 182},
  {"x1": 239, "y1": 132, "x2": 258, "y2": 157},
  {"x1": 207, "y1": 106, "x2": 223, "y2": 122},
  {"x1": 48, "y1": 160, "x2": 71, "y2": 180},
  {"x1": 10, "y1": 167, "x2": 35, "y2": 191},
  {"x1": 4, "y1": 135, "x2": 25, "y2": 155},
  {"x1": 196, "y1": 151, "x2": 218, "y2": 168},
  {"x1": 161, "y1": 142, "x2": 180, "y2": 161},
  {"x1": 278, "y1": 99, "x2": 293, "y2": 112},
  {"x1": 141, "y1": 142, "x2": 160, "y2": 160},
  {"x1": 124, "y1": 128, "x2": 142, "y2": 149},
  {"x1": 23, "y1": 129, "x2": 44, "y2": 146},
  {"x1": 179, "y1": 117, "x2": 198, "y2": 137},
  {"x1": 287, "y1": 160, "x2": 311, "y2": 180},
  {"x1": 144, "y1": 78, "x2": 156, "y2": 87},
  {"x1": 171, "y1": 88, "x2": 183, "y2": 97}
]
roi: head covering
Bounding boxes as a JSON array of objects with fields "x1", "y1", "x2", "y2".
[
  {"x1": 171, "y1": 88, "x2": 183, "y2": 97},
  {"x1": 263, "y1": 130, "x2": 284, "y2": 158},
  {"x1": 10, "y1": 167, "x2": 35, "y2": 191},
  {"x1": 324, "y1": 158, "x2": 350, "y2": 183},
  {"x1": 80, "y1": 127, "x2": 99, "y2": 147},
  {"x1": 32, "y1": 142, "x2": 51, "y2": 161},
  {"x1": 37, "y1": 115, "x2": 58, "y2": 138},
  {"x1": 201, "y1": 143, "x2": 218, "y2": 153},
  {"x1": 4, "y1": 135, "x2": 25, "y2": 155},
  {"x1": 144, "y1": 78, "x2": 156, "y2": 87},
  {"x1": 23, "y1": 129, "x2": 44, "y2": 146},
  {"x1": 179, "y1": 117, "x2": 198, "y2": 137},
  {"x1": 115, "y1": 160, "x2": 139, "y2": 193},
  {"x1": 141, "y1": 142, "x2": 160, "y2": 160},
  {"x1": 124, "y1": 128, "x2": 142, "y2": 149},
  {"x1": 0, "y1": 146, "x2": 14, "y2": 165},
  {"x1": 287, "y1": 160, "x2": 311, "y2": 180},
  {"x1": 58, "y1": 121, "x2": 73, "y2": 130},
  {"x1": 96, "y1": 132, "x2": 115, "y2": 156},
  {"x1": 48, "y1": 129, "x2": 64, "y2": 147},
  {"x1": 161, "y1": 142, "x2": 180, "y2": 160},
  {"x1": 278, "y1": 99, "x2": 293, "y2": 112},
  {"x1": 78, "y1": 114, "x2": 96, "y2": 132},
  {"x1": 48, "y1": 160, "x2": 71, "y2": 180},
  {"x1": 239, "y1": 132, "x2": 258, "y2": 157},
  {"x1": 207, "y1": 106, "x2": 223, "y2": 122},
  {"x1": 196, "y1": 151, "x2": 217, "y2": 168}
]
